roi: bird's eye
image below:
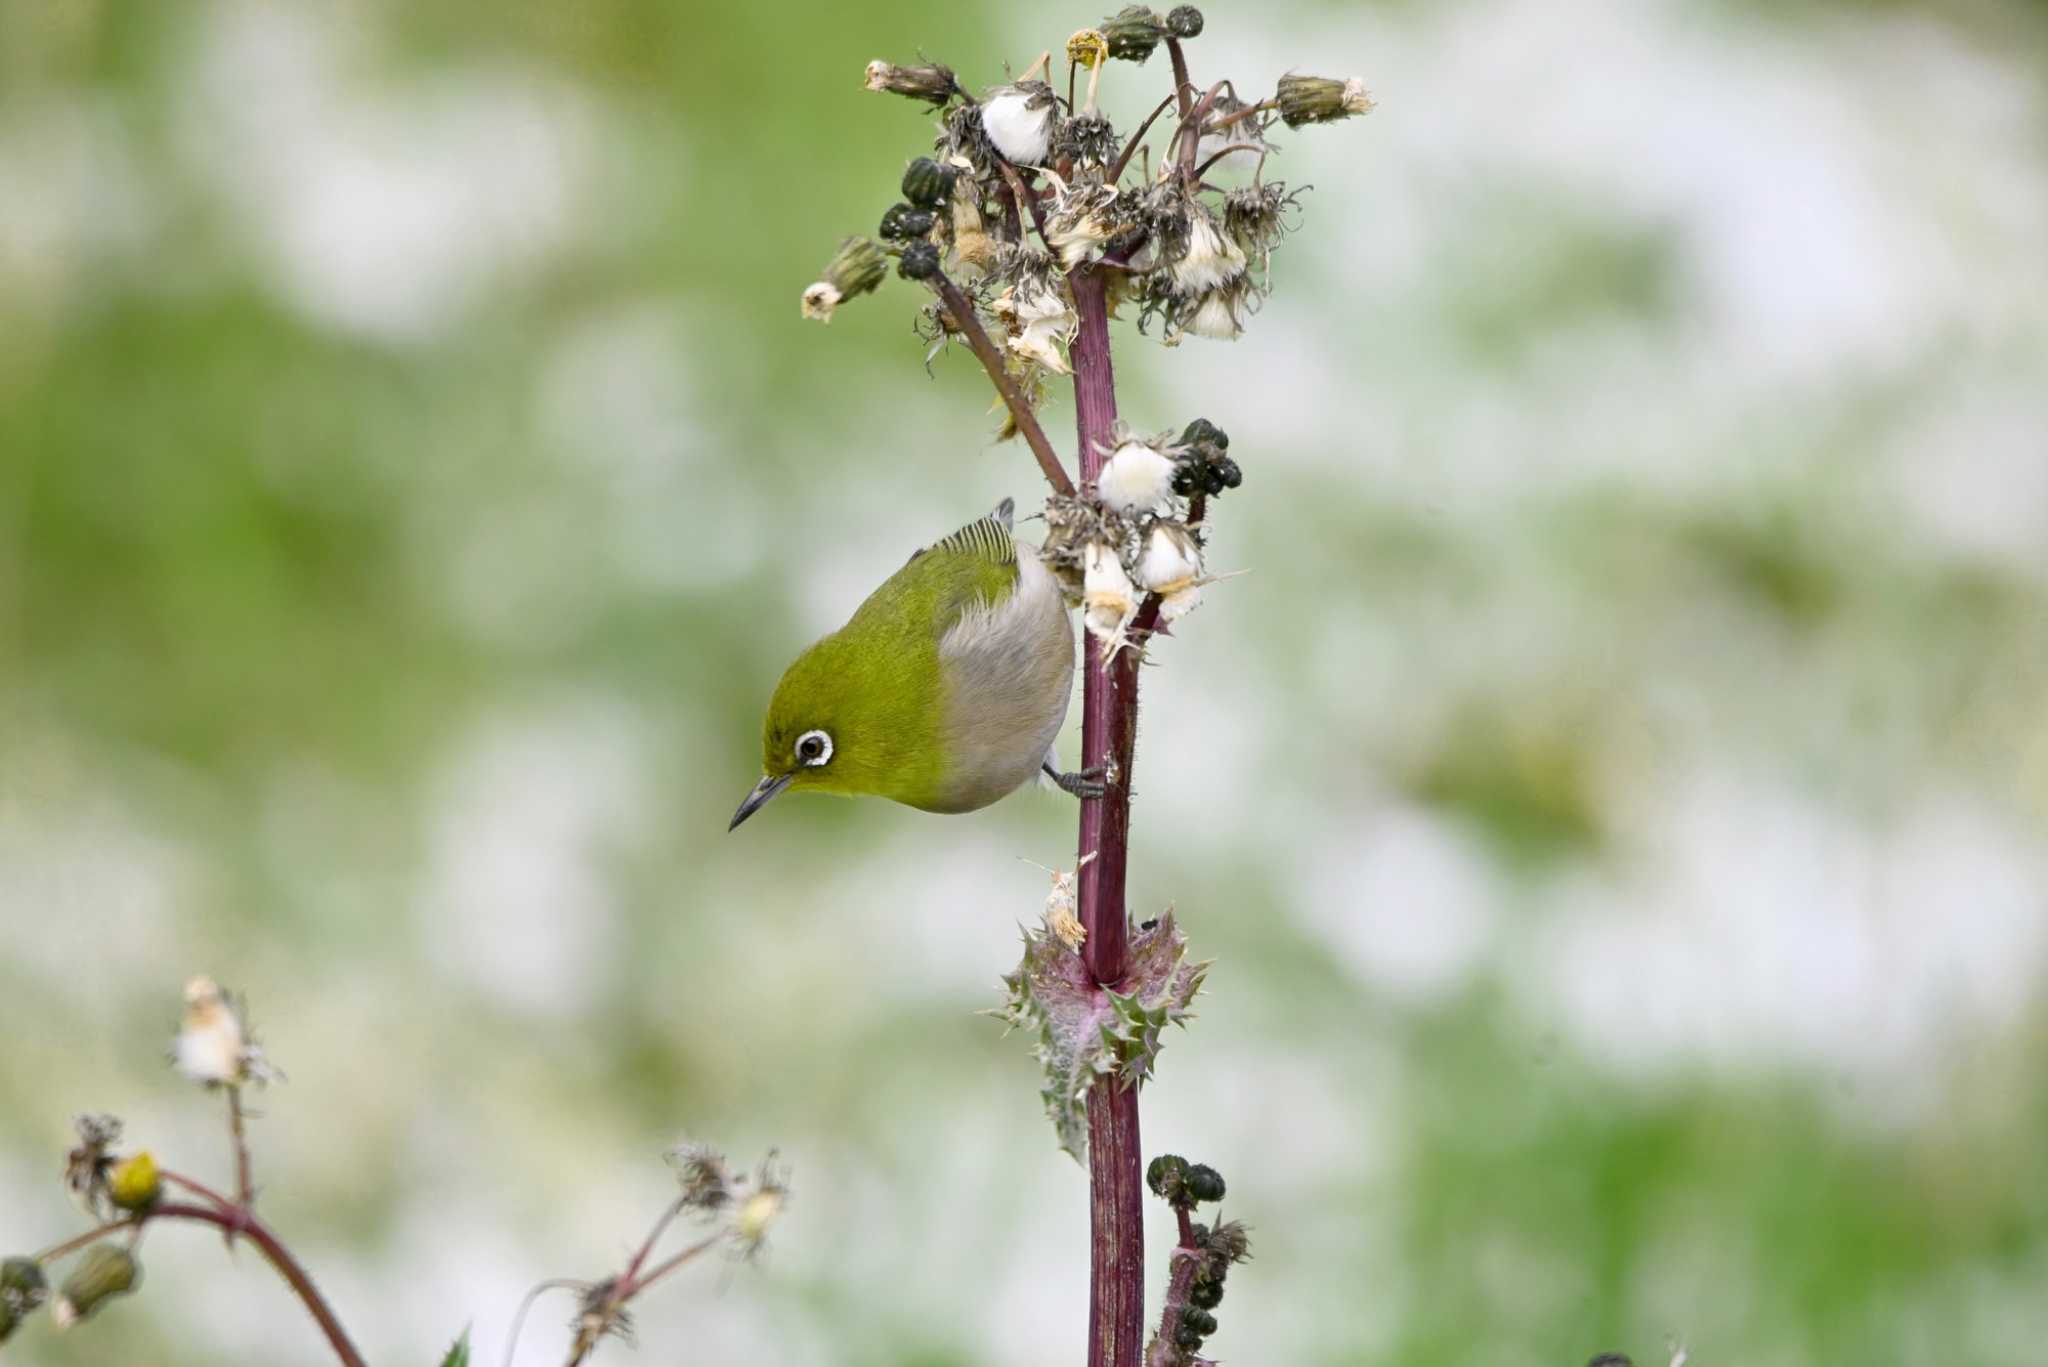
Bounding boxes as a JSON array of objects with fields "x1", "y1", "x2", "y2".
[{"x1": 795, "y1": 729, "x2": 833, "y2": 766}]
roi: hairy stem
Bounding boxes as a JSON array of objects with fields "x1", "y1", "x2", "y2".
[
  {"x1": 1069, "y1": 263, "x2": 1145, "y2": 1367},
  {"x1": 227, "y1": 1085, "x2": 253, "y2": 1216},
  {"x1": 150, "y1": 1201, "x2": 366, "y2": 1367},
  {"x1": 928, "y1": 270, "x2": 1075, "y2": 495}
]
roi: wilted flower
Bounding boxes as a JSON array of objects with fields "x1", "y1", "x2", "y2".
[
  {"x1": 665, "y1": 1142, "x2": 734, "y2": 1213},
  {"x1": 730, "y1": 1155, "x2": 789, "y2": 1260},
  {"x1": 64, "y1": 1114, "x2": 122, "y2": 1216},
  {"x1": 52, "y1": 1246, "x2": 139, "y2": 1329},
  {"x1": 1040, "y1": 862, "x2": 1085, "y2": 952},
  {"x1": 1168, "y1": 202, "x2": 1246, "y2": 297},
  {"x1": 981, "y1": 81, "x2": 1058, "y2": 165},
  {"x1": 1222, "y1": 182, "x2": 1297, "y2": 269},
  {"x1": 863, "y1": 60, "x2": 957, "y2": 105},
  {"x1": 996, "y1": 280, "x2": 1078, "y2": 375},
  {"x1": 1083, "y1": 540, "x2": 1138, "y2": 644},
  {"x1": 800, "y1": 237, "x2": 888, "y2": 323},
  {"x1": 1057, "y1": 112, "x2": 1120, "y2": 168},
  {"x1": 1045, "y1": 180, "x2": 1123, "y2": 270},
  {"x1": 1182, "y1": 277, "x2": 1251, "y2": 340},
  {"x1": 1099, "y1": 437, "x2": 1179, "y2": 513},
  {"x1": 1275, "y1": 72, "x2": 1374, "y2": 127},
  {"x1": 175, "y1": 976, "x2": 275, "y2": 1088}
]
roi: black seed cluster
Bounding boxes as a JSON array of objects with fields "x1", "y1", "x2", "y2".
[
  {"x1": 1173, "y1": 418, "x2": 1241, "y2": 497},
  {"x1": 897, "y1": 241, "x2": 941, "y2": 280}
]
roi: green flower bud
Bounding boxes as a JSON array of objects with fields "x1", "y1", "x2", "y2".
[
  {"x1": 53, "y1": 1246, "x2": 139, "y2": 1329},
  {"x1": 801, "y1": 237, "x2": 888, "y2": 323},
  {"x1": 1, "y1": 1258, "x2": 49, "y2": 1344},
  {"x1": 879, "y1": 203, "x2": 936, "y2": 241},
  {"x1": 1188, "y1": 1277, "x2": 1223, "y2": 1310},
  {"x1": 1185, "y1": 1163, "x2": 1225, "y2": 1203},
  {"x1": 1100, "y1": 6, "x2": 1166, "y2": 63},
  {"x1": 901, "y1": 157, "x2": 956, "y2": 208},
  {"x1": 863, "y1": 60, "x2": 957, "y2": 106},
  {"x1": 1166, "y1": 5, "x2": 1204, "y2": 38},
  {"x1": 108, "y1": 1151, "x2": 162, "y2": 1212},
  {"x1": 897, "y1": 241, "x2": 941, "y2": 281},
  {"x1": 1275, "y1": 73, "x2": 1374, "y2": 128},
  {"x1": 1146, "y1": 1153, "x2": 1188, "y2": 1199}
]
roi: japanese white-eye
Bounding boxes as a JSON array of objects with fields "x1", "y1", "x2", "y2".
[{"x1": 731, "y1": 499, "x2": 1092, "y2": 829}]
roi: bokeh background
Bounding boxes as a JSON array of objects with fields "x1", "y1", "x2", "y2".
[{"x1": 4, "y1": 0, "x2": 2047, "y2": 1363}]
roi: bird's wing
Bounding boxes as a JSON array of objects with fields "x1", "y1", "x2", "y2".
[{"x1": 885, "y1": 499, "x2": 1022, "y2": 638}]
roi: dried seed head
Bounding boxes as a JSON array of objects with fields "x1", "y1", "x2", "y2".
[
  {"x1": 801, "y1": 237, "x2": 887, "y2": 322},
  {"x1": 64, "y1": 1114, "x2": 122, "y2": 1215},
  {"x1": 1100, "y1": 6, "x2": 1167, "y2": 62},
  {"x1": 1056, "y1": 112, "x2": 1121, "y2": 169},
  {"x1": 1168, "y1": 202, "x2": 1246, "y2": 297},
  {"x1": 1099, "y1": 438, "x2": 1179, "y2": 514},
  {"x1": 941, "y1": 103, "x2": 998, "y2": 177},
  {"x1": 863, "y1": 60, "x2": 957, "y2": 105},
  {"x1": 1222, "y1": 182, "x2": 1298, "y2": 264},
  {"x1": 1276, "y1": 73, "x2": 1374, "y2": 127},
  {"x1": 996, "y1": 278, "x2": 1078, "y2": 375},
  {"x1": 1134, "y1": 521, "x2": 1204, "y2": 592},
  {"x1": 1166, "y1": 5, "x2": 1205, "y2": 38},
  {"x1": 1082, "y1": 540, "x2": 1138, "y2": 643},
  {"x1": 1045, "y1": 180, "x2": 1123, "y2": 269},
  {"x1": 666, "y1": 1142, "x2": 735, "y2": 1212},
  {"x1": 52, "y1": 1246, "x2": 139, "y2": 1329},
  {"x1": 981, "y1": 81, "x2": 1059, "y2": 165}
]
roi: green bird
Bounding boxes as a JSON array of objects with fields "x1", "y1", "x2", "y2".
[{"x1": 731, "y1": 499, "x2": 1101, "y2": 829}]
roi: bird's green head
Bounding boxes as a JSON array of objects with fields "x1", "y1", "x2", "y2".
[{"x1": 728, "y1": 626, "x2": 942, "y2": 830}]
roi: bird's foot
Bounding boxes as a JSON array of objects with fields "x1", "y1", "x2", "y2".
[{"x1": 1044, "y1": 762, "x2": 1110, "y2": 800}]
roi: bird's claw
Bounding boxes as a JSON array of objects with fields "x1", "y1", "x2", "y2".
[{"x1": 1045, "y1": 763, "x2": 1110, "y2": 800}]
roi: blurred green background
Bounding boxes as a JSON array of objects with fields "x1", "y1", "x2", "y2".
[{"x1": 5, "y1": 0, "x2": 2048, "y2": 1363}]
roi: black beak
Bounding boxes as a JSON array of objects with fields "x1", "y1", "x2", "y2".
[{"x1": 729, "y1": 772, "x2": 795, "y2": 831}]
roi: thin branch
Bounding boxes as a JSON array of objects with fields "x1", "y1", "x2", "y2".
[
  {"x1": 1165, "y1": 38, "x2": 1194, "y2": 124},
  {"x1": 1192, "y1": 142, "x2": 1266, "y2": 181},
  {"x1": 34, "y1": 1218, "x2": 136, "y2": 1265},
  {"x1": 995, "y1": 158, "x2": 1050, "y2": 245},
  {"x1": 926, "y1": 269, "x2": 1075, "y2": 495},
  {"x1": 1108, "y1": 93, "x2": 1180, "y2": 184},
  {"x1": 161, "y1": 1167, "x2": 238, "y2": 1212},
  {"x1": 502, "y1": 1279, "x2": 585, "y2": 1367},
  {"x1": 150, "y1": 1201, "x2": 367, "y2": 1367},
  {"x1": 1175, "y1": 80, "x2": 1232, "y2": 178},
  {"x1": 621, "y1": 1197, "x2": 687, "y2": 1284},
  {"x1": 1205, "y1": 98, "x2": 1276, "y2": 134},
  {"x1": 227, "y1": 1085, "x2": 253, "y2": 1211},
  {"x1": 621, "y1": 1231, "x2": 727, "y2": 1298}
]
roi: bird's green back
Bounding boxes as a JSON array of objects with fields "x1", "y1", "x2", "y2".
[{"x1": 761, "y1": 504, "x2": 1021, "y2": 809}]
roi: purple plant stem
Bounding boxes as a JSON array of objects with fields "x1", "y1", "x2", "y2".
[
  {"x1": 151, "y1": 1202, "x2": 368, "y2": 1367},
  {"x1": 1069, "y1": 262, "x2": 1145, "y2": 1367}
]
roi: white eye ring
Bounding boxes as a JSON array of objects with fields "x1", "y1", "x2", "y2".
[{"x1": 795, "y1": 729, "x2": 833, "y2": 766}]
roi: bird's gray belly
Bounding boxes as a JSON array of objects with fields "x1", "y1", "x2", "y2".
[{"x1": 929, "y1": 586, "x2": 1075, "y2": 813}]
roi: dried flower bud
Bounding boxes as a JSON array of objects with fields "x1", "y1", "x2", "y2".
[
  {"x1": 996, "y1": 280, "x2": 1078, "y2": 374},
  {"x1": 1082, "y1": 540, "x2": 1138, "y2": 643},
  {"x1": 1275, "y1": 73, "x2": 1374, "y2": 127},
  {"x1": 898, "y1": 241, "x2": 942, "y2": 280},
  {"x1": 800, "y1": 237, "x2": 887, "y2": 322},
  {"x1": 1100, "y1": 6, "x2": 1167, "y2": 62},
  {"x1": 1174, "y1": 1322, "x2": 1205, "y2": 1349},
  {"x1": 863, "y1": 60, "x2": 957, "y2": 105},
  {"x1": 1180, "y1": 1307, "x2": 1219, "y2": 1337},
  {"x1": 1099, "y1": 439, "x2": 1178, "y2": 514},
  {"x1": 1222, "y1": 182, "x2": 1296, "y2": 264},
  {"x1": 65, "y1": 1114, "x2": 123, "y2": 1214},
  {"x1": 1134, "y1": 522, "x2": 1203, "y2": 593},
  {"x1": 901, "y1": 157, "x2": 956, "y2": 208},
  {"x1": 52, "y1": 1246, "x2": 139, "y2": 1329},
  {"x1": 1166, "y1": 5, "x2": 1204, "y2": 38},
  {"x1": 1196, "y1": 1218, "x2": 1252, "y2": 1274},
  {"x1": 1184, "y1": 283, "x2": 1247, "y2": 341},
  {"x1": 108, "y1": 1151, "x2": 161, "y2": 1212},
  {"x1": 1, "y1": 1259, "x2": 48, "y2": 1345},
  {"x1": 1184, "y1": 1163, "x2": 1225, "y2": 1203},
  {"x1": 982, "y1": 81, "x2": 1058, "y2": 165},
  {"x1": 1188, "y1": 1277, "x2": 1224, "y2": 1310},
  {"x1": 878, "y1": 202, "x2": 935, "y2": 241}
]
